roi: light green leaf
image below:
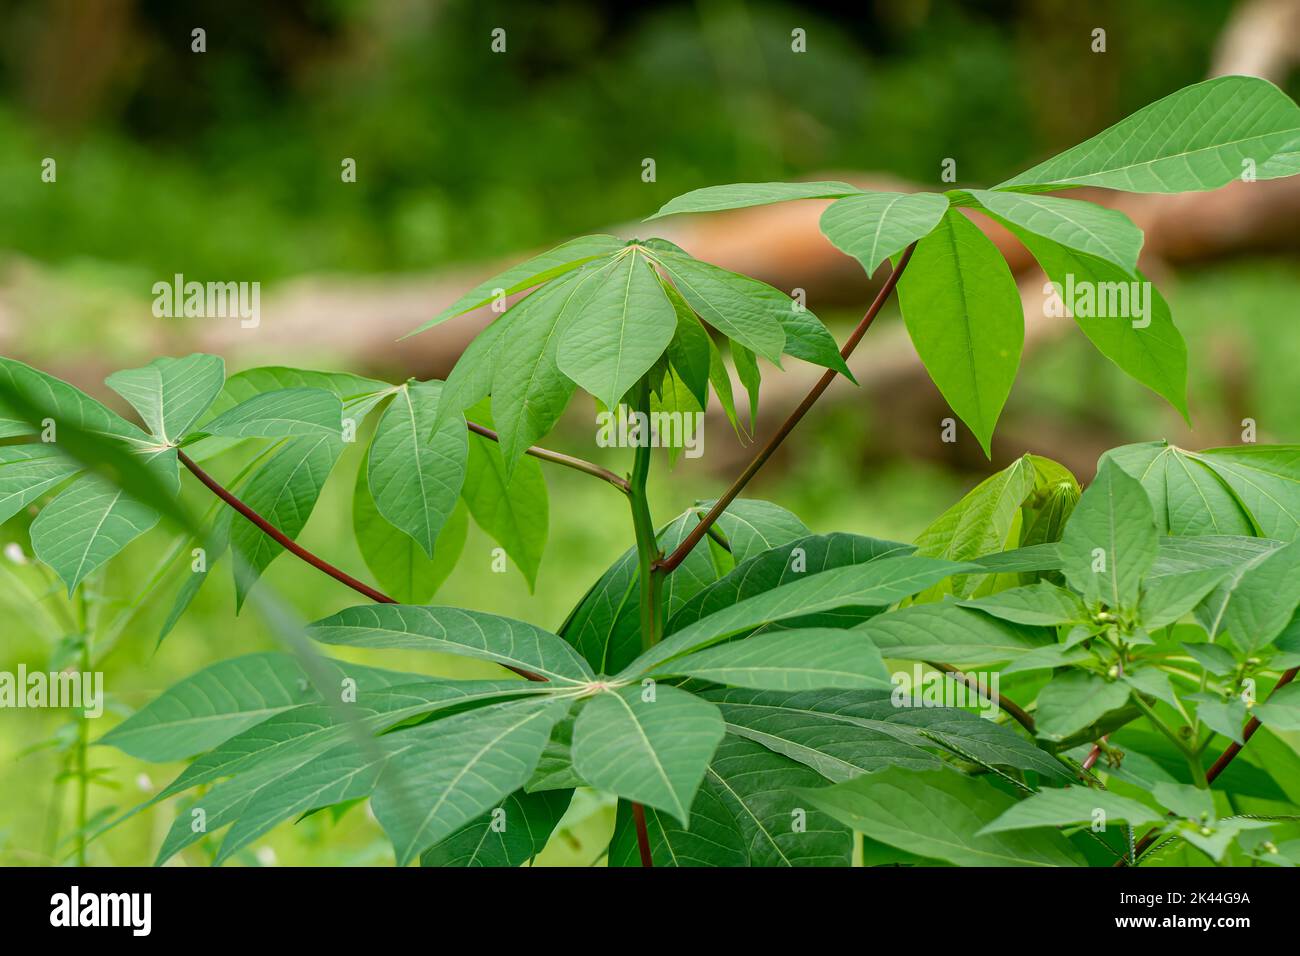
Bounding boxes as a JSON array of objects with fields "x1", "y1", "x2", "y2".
[
  {"x1": 462, "y1": 417, "x2": 548, "y2": 590},
  {"x1": 1059, "y1": 458, "x2": 1158, "y2": 610},
  {"x1": 858, "y1": 603, "x2": 1051, "y2": 665},
  {"x1": 650, "y1": 249, "x2": 786, "y2": 366},
  {"x1": 407, "y1": 234, "x2": 625, "y2": 337},
  {"x1": 571, "y1": 684, "x2": 724, "y2": 825},
  {"x1": 895, "y1": 209, "x2": 1023, "y2": 457},
  {"x1": 308, "y1": 604, "x2": 594, "y2": 684},
  {"x1": 420, "y1": 789, "x2": 572, "y2": 867},
  {"x1": 1191, "y1": 445, "x2": 1300, "y2": 542},
  {"x1": 1007, "y1": 229, "x2": 1188, "y2": 418},
  {"x1": 99, "y1": 652, "x2": 417, "y2": 762},
  {"x1": 819, "y1": 190, "x2": 950, "y2": 277},
  {"x1": 996, "y1": 75, "x2": 1300, "y2": 193},
  {"x1": 1105, "y1": 443, "x2": 1253, "y2": 537},
  {"x1": 202, "y1": 387, "x2": 342, "y2": 440},
  {"x1": 624, "y1": 555, "x2": 975, "y2": 677},
  {"x1": 554, "y1": 250, "x2": 677, "y2": 409},
  {"x1": 1139, "y1": 567, "x2": 1231, "y2": 629},
  {"x1": 30, "y1": 472, "x2": 161, "y2": 593},
  {"x1": 979, "y1": 786, "x2": 1162, "y2": 834},
  {"x1": 372, "y1": 696, "x2": 571, "y2": 865},
  {"x1": 662, "y1": 282, "x2": 712, "y2": 409},
  {"x1": 963, "y1": 189, "x2": 1142, "y2": 272},
  {"x1": 353, "y1": 456, "x2": 465, "y2": 605},
  {"x1": 647, "y1": 180, "x2": 859, "y2": 219},
  {"x1": 958, "y1": 581, "x2": 1089, "y2": 626},
  {"x1": 0, "y1": 444, "x2": 81, "y2": 524},
  {"x1": 1196, "y1": 541, "x2": 1300, "y2": 651},
  {"x1": 798, "y1": 768, "x2": 1084, "y2": 866},
  {"x1": 368, "y1": 381, "x2": 467, "y2": 557},
  {"x1": 1254, "y1": 683, "x2": 1300, "y2": 731},
  {"x1": 708, "y1": 498, "x2": 811, "y2": 564},
  {"x1": 1035, "y1": 671, "x2": 1133, "y2": 742},
  {"x1": 1181, "y1": 641, "x2": 1239, "y2": 677},
  {"x1": 1188, "y1": 694, "x2": 1247, "y2": 745},
  {"x1": 105, "y1": 353, "x2": 225, "y2": 444},
  {"x1": 0, "y1": 356, "x2": 153, "y2": 446},
  {"x1": 230, "y1": 434, "x2": 344, "y2": 608},
  {"x1": 489, "y1": 270, "x2": 591, "y2": 474},
  {"x1": 654, "y1": 628, "x2": 890, "y2": 691}
]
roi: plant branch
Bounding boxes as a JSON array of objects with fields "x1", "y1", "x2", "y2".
[
  {"x1": 655, "y1": 243, "x2": 916, "y2": 574},
  {"x1": 928, "y1": 661, "x2": 1036, "y2": 734},
  {"x1": 465, "y1": 420, "x2": 630, "y2": 493},
  {"x1": 176, "y1": 449, "x2": 548, "y2": 682},
  {"x1": 1120, "y1": 666, "x2": 1298, "y2": 865},
  {"x1": 631, "y1": 802, "x2": 654, "y2": 868}
]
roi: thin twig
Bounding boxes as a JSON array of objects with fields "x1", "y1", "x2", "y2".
[
  {"x1": 177, "y1": 448, "x2": 548, "y2": 682},
  {"x1": 466, "y1": 420, "x2": 630, "y2": 493},
  {"x1": 654, "y1": 243, "x2": 916, "y2": 574},
  {"x1": 929, "y1": 661, "x2": 1036, "y2": 734}
]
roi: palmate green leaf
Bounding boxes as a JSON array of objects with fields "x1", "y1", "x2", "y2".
[
  {"x1": 370, "y1": 696, "x2": 572, "y2": 865},
  {"x1": 703, "y1": 733, "x2": 853, "y2": 866},
  {"x1": 858, "y1": 603, "x2": 1052, "y2": 666},
  {"x1": 996, "y1": 75, "x2": 1300, "y2": 193},
  {"x1": 895, "y1": 209, "x2": 1023, "y2": 457},
  {"x1": 958, "y1": 581, "x2": 1089, "y2": 626},
  {"x1": 819, "y1": 190, "x2": 950, "y2": 277},
  {"x1": 1139, "y1": 566, "x2": 1231, "y2": 630},
  {"x1": 30, "y1": 471, "x2": 162, "y2": 594},
  {"x1": 1105, "y1": 442, "x2": 1253, "y2": 537},
  {"x1": 1196, "y1": 541, "x2": 1300, "y2": 653},
  {"x1": 99, "y1": 652, "x2": 421, "y2": 762},
  {"x1": 662, "y1": 281, "x2": 712, "y2": 409},
  {"x1": 554, "y1": 250, "x2": 677, "y2": 410},
  {"x1": 979, "y1": 786, "x2": 1163, "y2": 835},
  {"x1": 707, "y1": 687, "x2": 1073, "y2": 782},
  {"x1": 307, "y1": 603, "x2": 594, "y2": 684},
  {"x1": 489, "y1": 269, "x2": 590, "y2": 475},
  {"x1": 654, "y1": 628, "x2": 890, "y2": 691},
  {"x1": 1034, "y1": 671, "x2": 1133, "y2": 742},
  {"x1": 462, "y1": 404, "x2": 548, "y2": 590},
  {"x1": 1059, "y1": 458, "x2": 1158, "y2": 610},
  {"x1": 420, "y1": 788, "x2": 573, "y2": 867},
  {"x1": 201, "y1": 387, "x2": 343, "y2": 440},
  {"x1": 0, "y1": 444, "x2": 81, "y2": 524},
  {"x1": 668, "y1": 531, "x2": 913, "y2": 634},
  {"x1": 707, "y1": 498, "x2": 811, "y2": 564},
  {"x1": 407, "y1": 234, "x2": 626, "y2": 338},
  {"x1": 647, "y1": 246, "x2": 786, "y2": 366},
  {"x1": 1254, "y1": 683, "x2": 1300, "y2": 731},
  {"x1": 571, "y1": 684, "x2": 724, "y2": 825},
  {"x1": 186, "y1": 366, "x2": 393, "y2": 462},
  {"x1": 650, "y1": 243, "x2": 847, "y2": 376},
  {"x1": 0, "y1": 356, "x2": 154, "y2": 445},
  {"x1": 353, "y1": 455, "x2": 466, "y2": 604},
  {"x1": 798, "y1": 768, "x2": 1085, "y2": 866},
  {"x1": 1006, "y1": 227, "x2": 1189, "y2": 418},
  {"x1": 231, "y1": 434, "x2": 344, "y2": 608},
  {"x1": 624, "y1": 555, "x2": 975, "y2": 677},
  {"x1": 913, "y1": 454, "x2": 1058, "y2": 598},
  {"x1": 105, "y1": 353, "x2": 225, "y2": 444},
  {"x1": 647, "y1": 180, "x2": 860, "y2": 219},
  {"x1": 1191, "y1": 445, "x2": 1300, "y2": 543},
  {"x1": 155, "y1": 681, "x2": 545, "y2": 804},
  {"x1": 961, "y1": 189, "x2": 1142, "y2": 272},
  {"x1": 607, "y1": 785, "x2": 748, "y2": 867},
  {"x1": 207, "y1": 690, "x2": 564, "y2": 865},
  {"x1": 367, "y1": 380, "x2": 467, "y2": 557}
]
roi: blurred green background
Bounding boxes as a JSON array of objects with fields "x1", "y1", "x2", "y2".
[{"x1": 1, "y1": 0, "x2": 1297, "y2": 865}]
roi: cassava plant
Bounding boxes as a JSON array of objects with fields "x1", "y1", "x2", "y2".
[{"x1": 4, "y1": 74, "x2": 1300, "y2": 867}]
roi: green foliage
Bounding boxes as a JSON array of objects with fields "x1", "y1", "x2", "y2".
[{"x1": 6, "y1": 75, "x2": 1300, "y2": 867}]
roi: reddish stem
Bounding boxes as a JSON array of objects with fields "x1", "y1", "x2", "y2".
[{"x1": 631, "y1": 802, "x2": 654, "y2": 868}]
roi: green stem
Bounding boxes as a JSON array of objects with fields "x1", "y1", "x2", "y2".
[
  {"x1": 1133, "y1": 695, "x2": 1207, "y2": 787},
  {"x1": 629, "y1": 383, "x2": 663, "y2": 653}
]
